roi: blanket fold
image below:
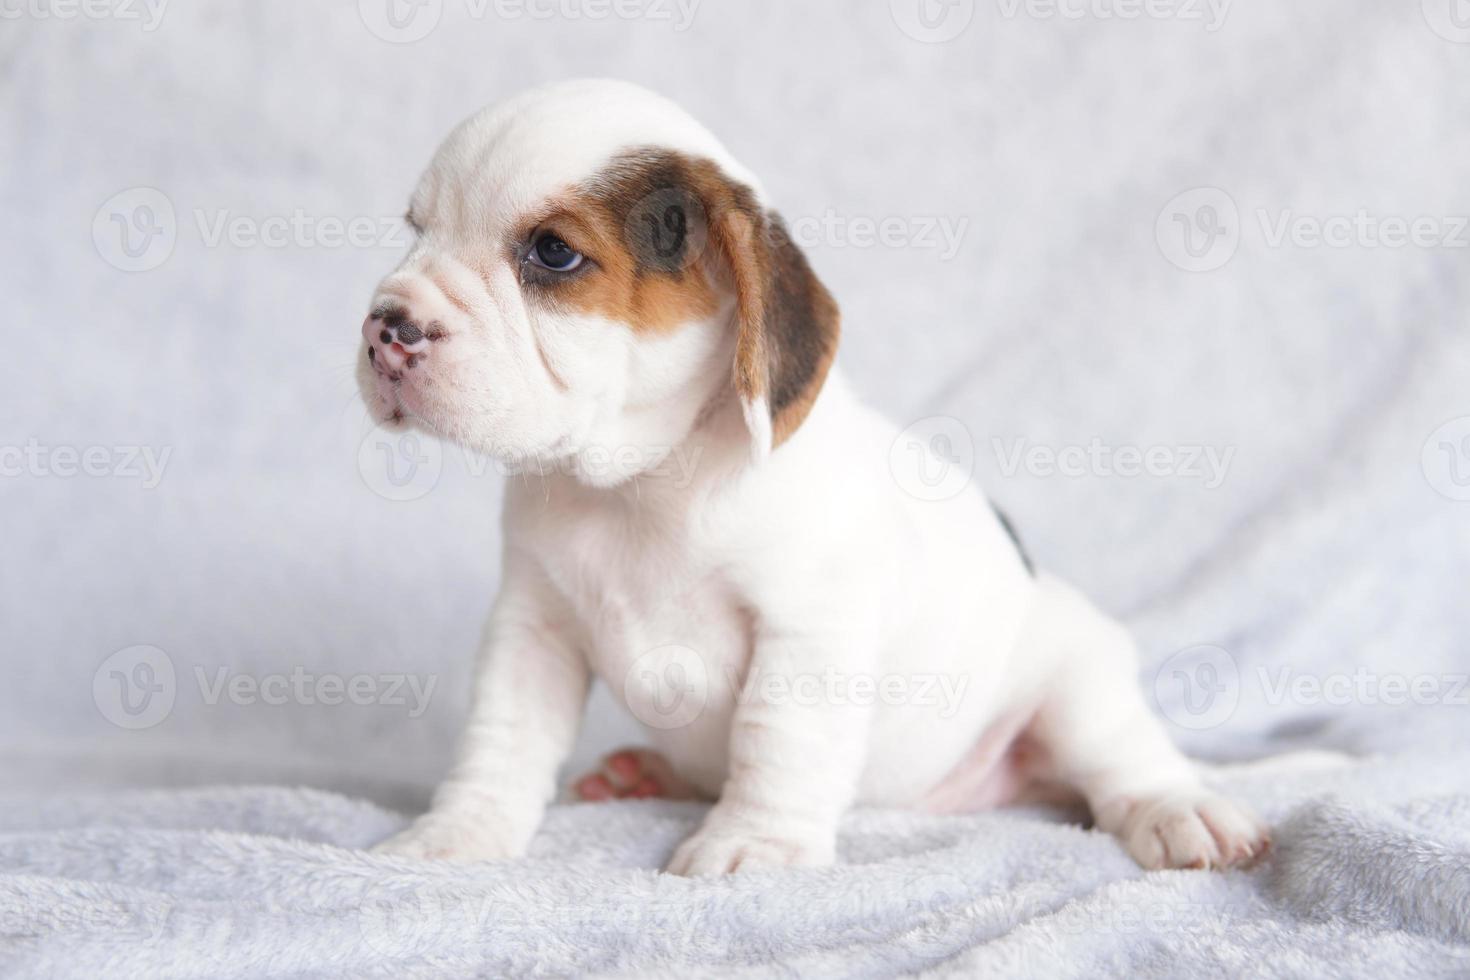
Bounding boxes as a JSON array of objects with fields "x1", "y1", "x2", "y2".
[{"x1": 4, "y1": 759, "x2": 1469, "y2": 978}]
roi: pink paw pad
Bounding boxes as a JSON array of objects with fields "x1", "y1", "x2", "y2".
[{"x1": 572, "y1": 748, "x2": 697, "y2": 802}]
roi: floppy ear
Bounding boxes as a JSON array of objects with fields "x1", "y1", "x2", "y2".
[
  {"x1": 597, "y1": 149, "x2": 840, "y2": 458},
  {"x1": 706, "y1": 182, "x2": 841, "y2": 459}
]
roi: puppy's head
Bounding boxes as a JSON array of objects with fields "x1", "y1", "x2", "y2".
[{"x1": 357, "y1": 79, "x2": 839, "y2": 485}]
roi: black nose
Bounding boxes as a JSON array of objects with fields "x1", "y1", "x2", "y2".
[{"x1": 370, "y1": 308, "x2": 429, "y2": 350}]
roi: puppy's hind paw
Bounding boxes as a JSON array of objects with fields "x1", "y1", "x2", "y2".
[
  {"x1": 572, "y1": 747, "x2": 701, "y2": 802},
  {"x1": 1109, "y1": 792, "x2": 1270, "y2": 871}
]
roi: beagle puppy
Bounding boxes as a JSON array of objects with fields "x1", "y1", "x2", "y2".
[{"x1": 360, "y1": 79, "x2": 1268, "y2": 874}]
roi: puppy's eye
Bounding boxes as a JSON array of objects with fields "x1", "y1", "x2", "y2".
[{"x1": 528, "y1": 234, "x2": 583, "y2": 272}]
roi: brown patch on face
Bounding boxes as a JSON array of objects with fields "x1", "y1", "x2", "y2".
[
  {"x1": 520, "y1": 148, "x2": 840, "y2": 449},
  {"x1": 662, "y1": 153, "x2": 840, "y2": 448},
  {"x1": 519, "y1": 159, "x2": 721, "y2": 334}
]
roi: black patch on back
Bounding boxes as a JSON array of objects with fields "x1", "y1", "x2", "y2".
[{"x1": 991, "y1": 503, "x2": 1035, "y2": 577}]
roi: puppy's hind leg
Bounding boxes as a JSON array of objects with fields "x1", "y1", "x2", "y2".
[
  {"x1": 1020, "y1": 576, "x2": 1269, "y2": 871},
  {"x1": 571, "y1": 748, "x2": 705, "y2": 802}
]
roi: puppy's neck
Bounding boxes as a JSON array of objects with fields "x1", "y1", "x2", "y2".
[{"x1": 576, "y1": 385, "x2": 753, "y2": 507}]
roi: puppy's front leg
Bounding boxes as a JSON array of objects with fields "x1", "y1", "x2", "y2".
[
  {"x1": 375, "y1": 568, "x2": 587, "y2": 862},
  {"x1": 666, "y1": 630, "x2": 873, "y2": 876}
]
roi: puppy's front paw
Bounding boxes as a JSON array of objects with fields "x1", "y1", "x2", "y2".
[
  {"x1": 666, "y1": 821, "x2": 835, "y2": 876},
  {"x1": 372, "y1": 814, "x2": 522, "y2": 863},
  {"x1": 1109, "y1": 792, "x2": 1270, "y2": 871}
]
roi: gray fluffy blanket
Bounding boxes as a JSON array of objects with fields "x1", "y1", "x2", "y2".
[
  {"x1": 4, "y1": 744, "x2": 1470, "y2": 978},
  {"x1": 5, "y1": 0, "x2": 1470, "y2": 976}
]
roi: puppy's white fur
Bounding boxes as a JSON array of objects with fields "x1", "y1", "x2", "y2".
[{"x1": 361, "y1": 79, "x2": 1268, "y2": 874}]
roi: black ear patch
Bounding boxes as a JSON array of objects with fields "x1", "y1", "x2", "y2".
[{"x1": 756, "y1": 214, "x2": 839, "y2": 430}]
